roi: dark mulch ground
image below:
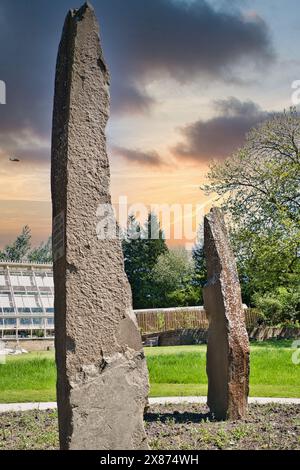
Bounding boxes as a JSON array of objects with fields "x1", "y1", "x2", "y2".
[{"x1": 0, "y1": 404, "x2": 299, "y2": 450}]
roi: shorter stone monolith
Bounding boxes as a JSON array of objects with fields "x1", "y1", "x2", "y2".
[{"x1": 203, "y1": 208, "x2": 250, "y2": 420}]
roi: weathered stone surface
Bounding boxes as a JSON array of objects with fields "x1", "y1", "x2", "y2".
[
  {"x1": 203, "y1": 208, "x2": 249, "y2": 420},
  {"x1": 51, "y1": 2, "x2": 149, "y2": 450}
]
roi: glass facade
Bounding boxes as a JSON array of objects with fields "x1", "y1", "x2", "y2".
[{"x1": 0, "y1": 262, "x2": 54, "y2": 339}]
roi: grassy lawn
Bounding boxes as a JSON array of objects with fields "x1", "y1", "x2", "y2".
[{"x1": 0, "y1": 340, "x2": 299, "y2": 403}]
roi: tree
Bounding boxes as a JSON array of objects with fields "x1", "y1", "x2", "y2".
[
  {"x1": 122, "y1": 213, "x2": 168, "y2": 309},
  {"x1": 202, "y1": 109, "x2": 300, "y2": 321},
  {"x1": 122, "y1": 215, "x2": 144, "y2": 308},
  {"x1": 253, "y1": 286, "x2": 300, "y2": 326},
  {"x1": 152, "y1": 247, "x2": 201, "y2": 307},
  {"x1": 0, "y1": 226, "x2": 31, "y2": 261},
  {"x1": 28, "y1": 237, "x2": 52, "y2": 263},
  {"x1": 203, "y1": 108, "x2": 300, "y2": 230},
  {"x1": 153, "y1": 247, "x2": 193, "y2": 291},
  {"x1": 0, "y1": 227, "x2": 53, "y2": 263},
  {"x1": 192, "y1": 242, "x2": 206, "y2": 300},
  {"x1": 231, "y1": 224, "x2": 300, "y2": 306},
  {"x1": 141, "y1": 212, "x2": 168, "y2": 268}
]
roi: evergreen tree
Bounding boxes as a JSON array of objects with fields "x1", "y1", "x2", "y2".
[
  {"x1": 28, "y1": 237, "x2": 52, "y2": 263},
  {"x1": 122, "y1": 212, "x2": 168, "y2": 309},
  {"x1": 139, "y1": 212, "x2": 168, "y2": 308},
  {"x1": 122, "y1": 215, "x2": 144, "y2": 308},
  {"x1": 0, "y1": 228, "x2": 53, "y2": 263},
  {"x1": 0, "y1": 226, "x2": 31, "y2": 261},
  {"x1": 192, "y1": 243, "x2": 207, "y2": 289},
  {"x1": 141, "y1": 212, "x2": 168, "y2": 267}
]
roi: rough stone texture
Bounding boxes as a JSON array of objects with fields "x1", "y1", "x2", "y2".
[
  {"x1": 51, "y1": 3, "x2": 149, "y2": 450},
  {"x1": 203, "y1": 208, "x2": 250, "y2": 420}
]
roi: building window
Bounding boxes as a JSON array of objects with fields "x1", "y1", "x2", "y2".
[{"x1": 3, "y1": 308, "x2": 14, "y2": 314}]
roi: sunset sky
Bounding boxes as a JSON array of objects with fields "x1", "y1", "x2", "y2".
[{"x1": 0, "y1": 0, "x2": 300, "y2": 248}]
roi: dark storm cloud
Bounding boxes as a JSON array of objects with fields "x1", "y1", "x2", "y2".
[
  {"x1": 0, "y1": 1, "x2": 65, "y2": 137},
  {"x1": 0, "y1": 0, "x2": 69, "y2": 167},
  {"x1": 110, "y1": 84, "x2": 156, "y2": 115},
  {"x1": 0, "y1": 0, "x2": 275, "y2": 166},
  {"x1": 112, "y1": 146, "x2": 165, "y2": 167},
  {"x1": 0, "y1": 128, "x2": 50, "y2": 166},
  {"x1": 172, "y1": 97, "x2": 270, "y2": 161},
  {"x1": 100, "y1": 0, "x2": 274, "y2": 112}
]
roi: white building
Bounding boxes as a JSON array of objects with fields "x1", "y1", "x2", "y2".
[
  {"x1": 0, "y1": 261, "x2": 54, "y2": 340},
  {"x1": 0, "y1": 261, "x2": 254, "y2": 345}
]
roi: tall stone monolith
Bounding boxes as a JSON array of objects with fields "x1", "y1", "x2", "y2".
[
  {"x1": 203, "y1": 208, "x2": 249, "y2": 420},
  {"x1": 51, "y1": 2, "x2": 149, "y2": 450}
]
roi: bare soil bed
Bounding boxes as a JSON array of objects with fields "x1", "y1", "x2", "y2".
[{"x1": 0, "y1": 404, "x2": 299, "y2": 450}]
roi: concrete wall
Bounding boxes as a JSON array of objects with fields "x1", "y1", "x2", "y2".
[
  {"x1": 4, "y1": 326, "x2": 300, "y2": 351},
  {"x1": 143, "y1": 326, "x2": 300, "y2": 347},
  {"x1": 3, "y1": 338, "x2": 54, "y2": 351},
  {"x1": 249, "y1": 326, "x2": 300, "y2": 341},
  {"x1": 142, "y1": 329, "x2": 208, "y2": 347}
]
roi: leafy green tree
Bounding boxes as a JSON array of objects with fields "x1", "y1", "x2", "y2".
[
  {"x1": 231, "y1": 225, "x2": 300, "y2": 306},
  {"x1": 153, "y1": 248, "x2": 193, "y2": 292},
  {"x1": 203, "y1": 108, "x2": 300, "y2": 230},
  {"x1": 253, "y1": 287, "x2": 300, "y2": 326},
  {"x1": 152, "y1": 247, "x2": 201, "y2": 307},
  {"x1": 202, "y1": 109, "x2": 300, "y2": 322},
  {"x1": 0, "y1": 226, "x2": 31, "y2": 261},
  {"x1": 166, "y1": 284, "x2": 201, "y2": 307}
]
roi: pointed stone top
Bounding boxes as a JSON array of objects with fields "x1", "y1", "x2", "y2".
[
  {"x1": 204, "y1": 206, "x2": 237, "y2": 280},
  {"x1": 84, "y1": 1, "x2": 94, "y2": 8},
  {"x1": 205, "y1": 207, "x2": 228, "y2": 234},
  {"x1": 71, "y1": 1, "x2": 95, "y2": 20},
  {"x1": 206, "y1": 206, "x2": 223, "y2": 223}
]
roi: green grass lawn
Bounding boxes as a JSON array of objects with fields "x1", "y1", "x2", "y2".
[{"x1": 0, "y1": 340, "x2": 299, "y2": 403}]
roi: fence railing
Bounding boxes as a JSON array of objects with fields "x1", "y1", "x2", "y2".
[
  {"x1": 0, "y1": 307, "x2": 259, "y2": 340},
  {"x1": 134, "y1": 307, "x2": 259, "y2": 334}
]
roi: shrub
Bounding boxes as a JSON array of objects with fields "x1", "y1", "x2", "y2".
[{"x1": 253, "y1": 287, "x2": 300, "y2": 325}]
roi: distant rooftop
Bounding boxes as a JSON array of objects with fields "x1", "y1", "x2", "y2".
[{"x1": 0, "y1": 261, "x2": 53, "y2": 269}]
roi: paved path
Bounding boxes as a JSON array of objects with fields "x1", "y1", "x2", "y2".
[
  {"x1": 149, "y1": 397, "x2": 300, "y2": 405},
  {"x1": 0, "y1": 397, "x2": 300, "y2": 414}
]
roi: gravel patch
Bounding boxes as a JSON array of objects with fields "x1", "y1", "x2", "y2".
[{"x1": 0, "y1": 404, "x2": 299, "y2": 450}]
